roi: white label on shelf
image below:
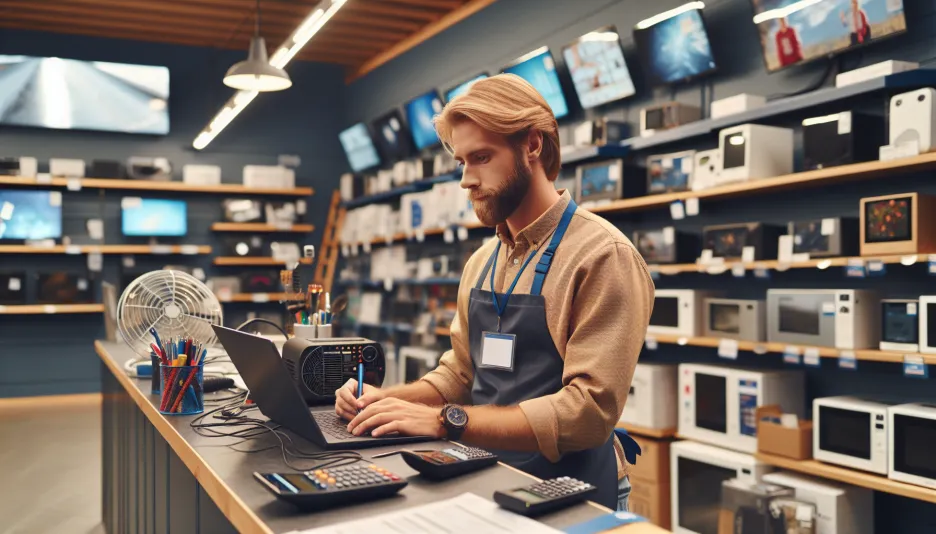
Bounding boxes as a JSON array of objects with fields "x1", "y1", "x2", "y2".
[
  {"x1": 718, "y1": 338, "x2": 739, "y2": 359},
  {"x1": 44, "y1": 305, "x2": 56, "y2": 314},
  {"x1": 685, "y1": 197, "x2": 700, "y2": 216},
  {"x1": 740, "y1": 246, "x2": 755, "y2": 264},
  {"x1": 753, "y1": 344, "x2": 768, "y2": 355},
  {"x1": 65, "y1": 245, "x2": 82, "y2": 255},
  {"x1": 663, "y1": 227, "x2": 675, "y2": 245},
  {"x1": 839, "y1": 350, "x2": 857, "y2": 370},
  {"x1": 731, "y1": 263, "x2": 746, "y2": 278},
  {"x1": 49, "y1": 191, "x2": 62, "y2": 207},
  {"x1": 296, "y1": 200, "x2": 307, "y2": 215},
  {"x1": 36, "y1": 173, "x2": 52, "y2": 185},
  {"x1": 457, "y1": 226, "x2": 469, "y2": 241},
  {"x1": 791, "y1": 253, "x2": 811, "y2": 263},
  {"x1": 644, "y1": 336, "x2": 658, "y2": 350},
  {"x1": 122, "y1": 255, "x2": 135, "y2": 268},
  {"x1": 777, "y1": 235, "x2": 794, "y2": 263},
  {"x1": 700, "y1": 249, "x2": 714, "y2": 264},
  {"x1": 904, "y1": 355, "x2": 928, "y2": 378},
  {"x1": 846, "y1": 258, "x2": 866, "y2": 278},
  {"x1": 837, "y1": 112, "x2": 852, "y2": 135},
  {"x1": 908, "y1": 303, "x2": 918, "y2": 316},
  {"x1": 669, "y1": 201, "x2": 685, "y2": 221},
  {"x1": 87, "y1": 252, "x2": 103, "y2": 272},
  {"x1": 0, "y1": 305, "x2": 5, "y2": 312},
  {"x1": 443, "y1": 228, "x2": 455, "y2": 244},
  {"x1": 273, "y1": 219, "x2": 293, "y2": 231},
  {"x1": 77, "y1": 278, "x2": 88, "y2": 291},
  {"x1": 180, "y1": 245, "x2": 200, "y2": 255},
  {"x1": 86, "y1": 219, "x2": 104, "y2": 240},
  {"x1": 821, "y1": 218, "x2": 836, "y2": 236},
  {"x1": 8, "y1": 277, "x2": 21, "y2": 291},
  {"x1": 868, "y1": 259, "x2": 885, "y2": 273},
  {"x1": 383, "y1": 278, "x2": 394, "y2": 291},
  {"x1": 341, "y1": 244, "x2": 350, "y2": 258},
  {"x1": 192, "y1": 268, "x2": 206, "y2": 281},
  {"x1": 66, "y1": 177, "x2": 82, "y2": 191},
  {"x1": 821, "y1": 302, "x2": 836, "y2": 315},
  {"x1": 783, "y1": 346, "x2": 801, "y2": 365},
  {"x1": 121, "y1": 197, "x2": 142, "y2": 209},
  {"x1": 151, "y1": 245, "x2": 173, "y2": 255},
  {"x1": 803, "y1": 347, "x2": 821, "y2": 367},
  {"x1": 415, "y1": 228, "x2": 426, "y2": 243},
  {"x1": 252, "y1": 293, "x2": 270, "y2": 303}
]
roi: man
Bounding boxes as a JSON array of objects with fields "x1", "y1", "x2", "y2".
[
  {"x1": 774, "y1": 17, "x2": 803, "y2": 67},
  {"x1": 841, "y1": 0, "x2": 871, "y2": 46},
  {"x1": 335, "y1": 74, "x2": 654, "y2": 510}
]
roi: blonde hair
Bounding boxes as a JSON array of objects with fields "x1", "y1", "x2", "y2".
[{"x1": 433, "y1": 73, "x2": 562, "y2": 181}]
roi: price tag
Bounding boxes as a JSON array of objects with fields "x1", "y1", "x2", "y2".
[
  {"x1": 753, "y1": 344, "x2": 768, "y2": 355},
  {"x1": 443, "y1": 228, "x2": 455, "y2": 244},
  {"x1": 251, "y1": 293, "x2": 270, "y2": 303},
  {"x1": 669, "y1": 201, "x2": 686, "y2": 221},
  {"x1": 457, "y1": 226, "x2": 469, "y2": 241},
  {"x1": 718, "y1": 338, "x2": 739, "y2": 360},
  {"x1": 685, "y1": 197, "x2": 699, "y2": 216},
  {"x1": 904, "y1": 355, "x2": 928, "y2": 378},
  {"x1": 362, "y1": 242, "x2": 372, "y2": 254},
  {"x1": 122, "y1": 255, "x2": 135, "y2": 268},
  {"x1": 36, "y1": 173, "x2": 53, "y2": 185},
  {"x1": 929, "y1": 255, "x2": 936, "y2": 275},
  {"x1": 838, "y1": 350, "x2": 857, "y2": 370},
  {"x1": 86, "y1": 219, "x2": 104, "y2": 240},
  {"x1": 342, "y1": 244, "x2": 350, "y2": 258},
  {"x1": 180, "y1": 245, "x2": 200, "y2": 255},
  {"x1": 867, "y1": 260, "x2": 886, "y2": 276},
  {"x1": 151, "y1": 245, "x2": 172, "y2": 255},
  {"x1": 44, "y1": 305, "x2": 56, "y2": 314},
  {"x1": 741, "y1": 246, "x2": 755, "y2": 264},
  {"x1": 87, "y1": 252, "x2": 103, "y2": 272},
  {"x1": 644, "y1": 336, "x2": 658, "y2": 350},
  {"x1": 677, "y1": 337, "x2": 688, "y2": 346},
  {"x1": 65, "y1": 245, "x2": 82, "y2": 255},
  {"x1": 66, "y1": 178, "x2": 82, "y2": 191},
  {"x1": 383, "y1": 278, "x2": 394, "y2": 291},
  {"x1": 845, "y1": 258, "x2": 866, "y2": 278},
  {"x1": 821, "y1": 302, "x2": 836, "y2": 316},
  {"x1": 731, "y1": 264, "x2": 746, "y2": 278},
  {"x1": 8, "y1": 277, "x2": 21, "y2": 291},
  {"x1": 754, "y1": 265, "x2": 770, "y2": 279},
  {"x1": 803, "y1": 347, "x2": 821, "y2": 367},
  {"x1": 783, "y1": 346, "x2": 801, "y2": 365},
  {"x1": 777, "y1": 235, "x2": 794, "y2": 264},
  {"x1": 415, "y1": 228, "x2": 426, "y2": 243}
]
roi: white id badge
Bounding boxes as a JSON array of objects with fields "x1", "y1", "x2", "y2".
[{"x1": 480, "y1": 331, "x2": 516, "y2": 371}]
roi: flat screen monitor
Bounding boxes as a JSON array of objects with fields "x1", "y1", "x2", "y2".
[
  {"x1": 445, "y1": 73, "x2": 488, "y2": 102},
  {"x1": 0, "y1": 55, "x2": 169, "y2": 135},
  {"x1": 122, "y1": 198, "x2": 187, "y2": 237},
  {"x1": 371, "y1": 109, "x2": 415, "y2": 163},
  {"x1": 404, "y1": 90, "x2": 444, "y2": 151},
  {"x1": 751, "y1": 0, "x2": 907, "y2": 73},
  {"x1": 502, "y1": 47, "x2": 569, "y2": 119},
  {"x1": 562, "y1": 26, "x2": 636, "y2": 109},
  {"x1": 634, "y1": 5, "x2": 717, "y2": 86},
  {"x1": 339, "y1": 122, "x2": 381, "y2": 173},
  {"x1": 0, "y1": 190, "x2": 62, "y2": 240}
]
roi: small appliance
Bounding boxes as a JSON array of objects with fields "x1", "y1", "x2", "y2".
[
  {"x1": 766, "y1": 289, "x2": 880, "y2": 350},
  {"x1": 889, "y1": 88, "x2": 936, "y2": 153},
  {"x1": 814, "y1": 396, "x2": 895, "y2": 475},
  {"x1": 620, "y1": 363, "x2": 677, "y2": 430},
  {"x1": 879, "y1": 299, "x2": 919, "y2": 352},
  {"x1": 648, "y1": 290, "x2": 719, "y2": 338},
  {"x1": 702, "y1": 298, "x2": 765, "y2": 342},
  {"x1": 888, "y1": 403, "x2": 936, "y2": 489},
  {"x1": 718, "y1": 124, "x2": 793, "y2": 183}
]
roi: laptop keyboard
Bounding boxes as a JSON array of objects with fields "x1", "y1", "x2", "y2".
[{"x1": 312, "y1": 411, "x2": 371, "y2": 440}]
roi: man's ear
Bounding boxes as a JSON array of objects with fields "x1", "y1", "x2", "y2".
[{"x1": 526, "y1": 130, "x2": 544, "y2": 162}]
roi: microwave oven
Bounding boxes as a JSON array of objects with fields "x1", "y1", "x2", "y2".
[
  {"x1": 648, "y1": 290, "x2": 720, "y2": 338},
  {"x1": 762, "y1": 471, "x2": 873, "y2": 534},
  {"x1": 633, "y1": 227, "x2": 700, "y2": 264},
  {"x1": 678, "y1": 364, "x2": 805, "y2": 453},
  {"x1": 670, "y1": 441, "x2": 772, "y2": 534},
  {"x1": 880, "y1": 299, "x2": 919, "y2": 352},
  {"x1": 917, "y1": 295, "x2": 936, "y2": 354},
  {"x1": 701, "y1": 222, "x2": 784, "y2": 261},
  {"x1": 888, "y1": 403, "x2": 936, "y2": 489},
  {"x1": 766, "y1": 289, "x2": 880, "y2": 350},
  {"x1": 620, "y1": 363, "x2": 677, "y2": 430},
  {"x1": 814, "y1": 396, "x2": 895, "y2": 475},
  {"x1": 702, "y1": 298, "x2": 765, "y2": 342},
  {"x1": 647, "y1": 150, "x2": 695, "y2": 194},
  {"x1": 860, "y1": 192, "x2": 936, "y2": 257},
  {"x1": 788, "y1": 217, "x2": 859, "y2": 258}
]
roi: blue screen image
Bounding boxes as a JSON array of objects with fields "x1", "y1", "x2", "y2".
[
  {"x1": 445, "y1": 73, "x2": 488, "y2": 102},
  {"x1": 122, "y1": 198, "x2": 187, "y2": 236},
  {"x1": 636, "y1": 9, "x2": 716, "y2": 85},
  {"x1": 405, "y1": 91, "x2": 444, "y2": 151},
  {"x1": 0, "y1": 190, "x2": 62, "y2": 240},
  {"x1": 503, "y1": 48, "x2": 569, "y2": 119},
  {"x1": 581, "y1": 164, "x2": 616, "y2": 198},
  {"x1": 339, "y1": 122, "x2": 381, "y2": 173}
]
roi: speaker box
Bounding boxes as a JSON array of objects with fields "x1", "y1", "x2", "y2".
[
  {"x1": 90, "y1": 160, "x2": 125, "y2": 179},
  {"x1": 281, "y1": 337, "x2": 386, "y2": 405},
  {"x1": 890, "y1": 88, "x2": 936, "y2": 153},
  {"x1": 803, "y1": 112, "x2": 885, "y2": 170}
]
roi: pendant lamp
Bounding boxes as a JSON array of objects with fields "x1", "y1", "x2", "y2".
[{"x1": 223, "y1": 0, "x2": 292, "y2": 92}]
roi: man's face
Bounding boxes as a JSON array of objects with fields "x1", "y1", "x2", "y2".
[{"x1": 451, "y1": 120, "x2": 532, "y2": 226}]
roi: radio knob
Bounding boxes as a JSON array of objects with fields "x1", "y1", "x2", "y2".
[{"x1": 362, "y1": 346, "x2": 378, "y2": 363}]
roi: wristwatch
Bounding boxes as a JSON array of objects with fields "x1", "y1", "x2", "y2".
[{"x1": 440, "y1": 404, "x2": 468, "y2": 440}]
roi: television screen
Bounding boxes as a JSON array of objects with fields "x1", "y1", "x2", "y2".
[
  {"x1": 371, "y1": 109, "x2": 415, "y2": 163},
  {"x1": 0, "y1": 55, "x2": 169, "y2": 135},
  {"x1": 751, "y1": 0, "x2": 907, "y2": 73},
  {"x1": 404, "y1": 90, "x2": 444, "y2": 151},
  {"x1": 502, "y1": 47, "x2": 569, "y2": 119},
  {"x1": 339, "y1": 123, "x2": 381, "y2": 173},
  {"x1": 0, "y1": 190, "x2": 62, "y2": 240},
  {"x1": 634, "y1": 6, "x2": 717, "y2": 86},
  {"x1": 122, "y1": 198, "x2": 187, "y2": 237},
  {"x1": 445, "y1": 73, "x2": 488, "y2": 102},
  {"x1": 562, "y1": 26, "x2": 636, "y2": 109}
]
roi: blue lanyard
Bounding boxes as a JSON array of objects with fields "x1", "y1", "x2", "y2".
[{"x1": 489, "y1": 241, "x2": 539, "y2": 330}]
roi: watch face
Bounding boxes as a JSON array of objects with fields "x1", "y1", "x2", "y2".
[{"x1": 446, "y1": 406, "x2": 468, "y2": 427}]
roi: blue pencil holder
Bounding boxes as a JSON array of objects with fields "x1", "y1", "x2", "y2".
[
  {"x1": 159, "y1": 364, "x2": 204, "y2": 416},
  {"x1": 150, "y1": 352, "x2": 161, "y2": 395}
]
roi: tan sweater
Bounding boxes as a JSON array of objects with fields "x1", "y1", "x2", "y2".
[{"x1": 421, "y1": 191, "x2": 655, "y2": 478}]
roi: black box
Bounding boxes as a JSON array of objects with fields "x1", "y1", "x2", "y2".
[
  {"x1": 702, "y1": 222, "x2": 786, "y2": 261},
  {"x1": 239, "y1": 271, "x2": 279, "y2": 293},
  {"x1": 90, "y1": 160, "x2": 125, "y2": 179},
  {"x1": 788, "y1": 217, "x2": 859, "y2": 258},
  {"x1": 0, "y1": 272, "x2": 27, "y2": 304},
  {"x1": 802, "y1": 112, "x2": 885, "y2": 170},
  {"x1": 36, "y1": 272, "x2": 92, "y2": 304},
  {"x1": 633, "y1": 227, "x2": 700, "y2": 264}
]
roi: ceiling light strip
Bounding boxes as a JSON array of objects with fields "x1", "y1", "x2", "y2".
[{"x1": 193, "y1": 0, "x2": 347, "y2": 150}]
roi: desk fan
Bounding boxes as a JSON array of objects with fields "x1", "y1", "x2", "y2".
[{"x1": 117, "y1": 270, "x2": 223, "y2": 357}]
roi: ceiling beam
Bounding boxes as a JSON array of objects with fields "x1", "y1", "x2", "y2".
[
  {"x1": 0, "y1": 0, "x2": 305, "y2": 25},
  {"x1": 377, "y1": 0, "x2": 464, "y2": 9},
  {"x1": 309, "y1": 35, "x2": 390, "y2": 50},
  {"x1": 332, "y1": 12, "x2": 422, "y2": 32},
  {"x1": 323, "y1": 22, "x2": 410, "y2": 41},
  {"x1": 343, "y1": 1, "x2": 442, "y2": 22}
]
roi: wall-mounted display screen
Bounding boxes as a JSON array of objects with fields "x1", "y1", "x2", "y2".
[
  {"x1": 122, "y1": 198, "x2": 187, "y2": 237},
  {"x1": 502, "y1": 47, "x2": 569, "y2": 119},
  {"x1": 371, "y1": 109, "x2": 415, "y2": 163},
  {"x1": 404, "y1": 90, "x2": 444, "y2": 151},
  {"x1": 634, "y1": 6, "x2": 717, "y2": 86},
  {"x1": 0, "y1": 190, "x2": 62, "y2": 240},
  {"x1": 0, "y1": 55, "x2": 169, "y2": 134},
  {"x1": 445, "y1": 73, "x2": 488, "y2": 102},
  {"x1": 339, "y1": 123, "x2": 381, "y2": 173},
  {"x1": 562, "y1": 26, "x2": 636, "y2": 109}
]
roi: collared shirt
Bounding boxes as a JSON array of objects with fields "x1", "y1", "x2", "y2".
[{"x1": 421, "y1": 190, "x2": 655, "y2": 478}]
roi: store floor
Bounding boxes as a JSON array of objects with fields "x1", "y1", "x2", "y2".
[{"x1": 0, "y1": 398, "x2": 103, "y2": 534}]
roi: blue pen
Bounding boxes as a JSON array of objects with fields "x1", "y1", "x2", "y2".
[
  {"x1": 150, "y1": 328, "x2": 163, "y2": 352},
  {"x1": 356, "y1": 360, "x2": 364, "y2": 412}
]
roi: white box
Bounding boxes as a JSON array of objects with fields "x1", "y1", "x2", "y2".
[
  {"x1": 376, "y1": 169, "x2": 394, "y2": 193},
  {"x1": 814, "y1": 396, "x2": 893, "y2": 474},
  {"x1": 691, "y1": 149, "x2": 721, "y2": 191},
  {"x1": 888, "y1": 403, "x2": 936, "y2": 489},
  {"x1": 620, "y1": 363, "x2": 677, "y2": 429},
  {"x1": 718, "y1": 124, "x2": 793, "y2": 183},
  {"x1": 709, "y1": 93, "x2": 766, "y2": 119},
  {"x1": 49, "y1": 158, "x2": 85, "y2": 178},
  {"x1": 243, "y1": 165, "x2": 294, "y2": 189},
  {"x1": 18, "y1": 157, "x2": 38, "y2": 178},
  {"x1": 762, "y1": 471, "x2": 873, "y2": 534},
  {"x1": 890, "y1": 88, "x2": 936, "y2": 154},
  {"x1": 835, "y1": 60, "x2": 919, "y2": 88},
  {"x1": 182, "y1": 164, "x2": 221, "y2": 185}
]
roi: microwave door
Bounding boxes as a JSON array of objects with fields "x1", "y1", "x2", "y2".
[
  {"x1": 650, "y1": 296, "x2": 680, "y2": 329},
  {"x1": 677, "y1": 456, "x2": 736, "y2": 534},
  {"x1": 695, "y1": 373, "x2": 727, "y2": 434},
  {"x1": 819, "y1": 406, "x2": 872, "y2": 459},
  {"x1": 893, "y1": 414, "x2": 936, "y2": 482}
]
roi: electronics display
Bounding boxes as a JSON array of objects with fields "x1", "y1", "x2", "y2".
[
  {"x1": 879, "y1": 299, "x2": 919, "y2": 352},
  {"x1": 648, "y1": 289, "x2": 719, "y2": 338},
  {"x1": 444, "y1": 73, "x2": 488, "y2": 102},
  {"x1": 762, "y1": 471, "x2": 874, "y2": 534},
  {"x1": 36, "y1": 272, "x2": 92, "y2": 304},
  {"x1": 703, "y1": 298, "x2": 766, "y2": 342},
  {"x1": 127, "y1": 157, "x2": 172, "y2": 181},
  {"x1": 918, "y1": 295, "x2": 936, "y2": 355},
  {"x1": 633, "y1": 227, "x2": 699, "y2": 264},
  {"x1": 49, "y1": 158, "x2": 85, "y2": 178},
  {"x1": 224, "y1": 236, "x2": 265, "y2": 257},
  {"x1": 254, "y1": 465, "x2": 407, "y2": 509},
  {"x1": 222, "y1": 199, "x2": 263, "y2": 223},
  {"x1": 90, "y1": 160, "x2": 124, "y2": 179},
  {"x1": 502, "y1": 47, "x2": 569, "y2": 119},
  {"x1": 239, "y1": 271, "x2": 278, "y2": 293},
  {"x1": 0, "y1": 190, "x2": 62, "y2": 241},
  {"x1": 493, "y1": 477, "x2": 597, "y2": 517},
  {"x1": 802, "y1": 112, "x2": 885, "y2": 170},
  {"x1": 265, "y1": 201, "x2": 303, "y2": 226},
  {"x1": 371, "y1": 109, "x2": 415, "y2": 163},
  {"x1": 0, "y1": 157, "x2": 37, "y2": 177},
  {"x1": 633, "y1": 6, "x2": 717, "y2": 86},
  {"x1": 281, "y1": 337, "x2": 385, "y2": 405},
  {"x1": 620, "y1": 363, "x2": 677, "y2": 430},
  {"x1": 718, "y1": 123, "x2": 794, "y2": 183},
  {"x1": 813, "y1": 396, "x2": 894, "y2": 475},
  {"x1": 691, "y1": 149, "x2": 721, "y2": 191},
  {"x1": 788, "y1": 217, "x2": 859, "y2": 258},
  {"x1": 678, "y1": 363, "x2": 805, "y2": 453},
  {"x1": 561, "y1": 26, "x2": 636, "y2": 109},
  {"x1": 182, "y1": 164, "x2": 221, "y2": 185},
  {"x1": 243, "y1": 165, "x2": 294, "y2": 190},
  {"x1": 571, "y1": 118, "x2": 629, "y2": 147},
  {"x1": 0, "y1": 272, "x2": 26, "y2": 304},
  {"x1": 647, "y1": 150, "x2": 695, "y2": 194},
  {"x1": 575, "y1": 159, "x2": 623, "y2": 203},
  {"x1": 702, "y1": 222, "x2": 784, "y2": 261},
  {"x1": 400, "y1": 446, "x2": 498, "y2": 480},
  {"x1": 640, "y1": 102, "x2": 701, "y2": 136},
  {"x1": 338, "y1": 122, "x2": 381, "y2": 173},
  {"x1": 751, "y1": 0, "x2": 907, "y2": 73},
  {"x1": 889, "y1": 88, "x2": 936, "y2": 153},
  {"x1": 0, "y1": 54, "x2": 169, "y2": 135},
  {"x1": 121, "y1": 198, "x2": 187, "y2": 237},
  {"x1": 888, "y1": 403, "x2": 936, "y2": 489},
  {"x1": 766, "y1": 289, "x2": 880, "y2": 349},
  {"x1": 860, "y1": 192, "x2": 936, "y2": 256},
  {"x1": 404, "y1": 90, "x2": 444, "y2": 151}
]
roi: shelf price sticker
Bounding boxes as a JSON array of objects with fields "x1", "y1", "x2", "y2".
[
  {"x1": 753, "y1": 263, "x2": 770, "y2": 279},
  {"x1": 44, "y1": 305, "x2": 56, "y2": 314},
  {"x1": 66, "y1": 178, "x2": 82, "y2": 191},
  {"x1": 151, "y1": 245, "x2": 172, "y2": 255},
  {"x1": 929, "y1": 255, "x2": 936, "y2": 275},
  {"x1": 718, "y1": 338, "x2": 739, "y2": 360},
  {"x1": 904, "y1": 355, "x2": 928, "y2": 378},
  {"x1": 731, "y1": 264, "x2": 746, "y2": 278},
  {"x1": 36, "y1": 173, "x2": 53, "y2": 185},
  {"x1": 251, "y1": 294, "x2": 270, "y2": 303},
  {"x1": 685, "y1": 197, "x2": 700, "y2": 217},
  {"x1": 644, "y1": 336, "x2": 658, "y2": 351},
  {"x1": 866, "y1": 260, "x2": 886, "y2": 276},
  {"x1": 65, "y1": 245, "x2": 82, "y2": 255},
  {"x1": 838, "y1": 350, "x2": 857, "y2": 370},
  {"x1": 669, "y1": 201, "x2": 686, "y2": 221},
  {"x1": 803, "y1": 347, "x2": 821, "y2": 367},
  {"x1": 443, "y1": 228, "x2": 455, "y2": 244},
  {"x1": 845, "y1": 258, "x2": 866, "y2": 278},
  {"x1": 783, "y1": 346, "x2": 801, "y2": 365},
  {"x1": 457, "y1": 226, "x2": 469, "y2": 241},
  {"x1": 753, "y1": 344, "x2": 768, "y2": 355},
  {"x1": 180, "y1": 245, "x2": 200, "y2": 255}
]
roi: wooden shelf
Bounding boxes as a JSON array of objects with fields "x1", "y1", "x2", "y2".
[
  {"x1": 0, "y1": 176, "x2": 314, "y2": 196},
  {"x1": 755, "y1": 452, "x2": 936, "y2": 505},
  {"x1": 0, "y1": 304, "x2": 105, "y2": 315},
  {"x1": 615, "y1": 422, "x2": 678, "y2": 440},
  {"x1": 213, "y1": 257, "x2": 313, "y2": 266},
  {"x1": 649, "y1": 253, "x2": 920, "y2": 275},
  {"x1": 0, "y1": 245, "x2": 212, "y2": 255},
  {"x1": 368, "y1": 222, "x2": 486, "y2": 246},
  {"x1": 220, "y1": 293, "x2": 293, "y2": 303},
  {"x1": 211, "y1": 223, "x2": 315, "y2": 233}
]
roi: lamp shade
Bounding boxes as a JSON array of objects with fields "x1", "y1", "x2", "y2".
[{"x1": 223, "y1": 36, "x2": 292, "y2": 92}]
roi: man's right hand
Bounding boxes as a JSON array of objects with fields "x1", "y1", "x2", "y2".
[{"x1": 335, "y1": 379, "x2": 385, "y2": 421}]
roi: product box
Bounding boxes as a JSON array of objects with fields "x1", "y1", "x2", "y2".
[
  {"x1": 629, "y1": 478, "x2": 671, "y2": 530},
  {"x1": 627, "y1": 435, "x2": 671, "y2": 484},
  {"x1": 757, "y1": 405, "x2": 813, "y2": 460}
]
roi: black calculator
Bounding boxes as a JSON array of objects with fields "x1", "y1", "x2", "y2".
[
  {"x1": 401, "y1": 446, "x2": 498, "y2": 480},
  {"x1": 254, "y1": 463, "x2": 407, "y2": 509},
  {"x1": 493, "y1": 476, "x2": 597, "y2": 517}
]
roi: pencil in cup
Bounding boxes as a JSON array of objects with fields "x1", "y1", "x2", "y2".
[{"x1": 159, "y1": 363, "x2": 204, "y2": 415}]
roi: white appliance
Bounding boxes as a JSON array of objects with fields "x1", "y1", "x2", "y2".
[
  {"x1": 814, "y1": 396, "x2": 894, "y2": 475},
  {"x1": 679, "y1": 363, "x2": 805, "y2": 453},
  {"x1": 835, "y1": 60, "x2": 918, "y2": 87},
  {"x1": 49, "y1": 158, "x2": 85, "y2": 178},
  {"x1": 182, "y1": 164, "x2": 221, "y2": 185},
  {"x1": 670, "y1": 440, "x2": 772, "y2": 534},
  {"x1": 620, "y1": 363, "x2": 677, "y2": 430},
  {"x1": 243, "y1": 165, "x2": 295, "y2": 189},
  {"x1": 691, "y1": 149, "x2": 720, "y2": 191},
  {"x1": 889, "y1": 88, "x2": 936, "y2": 153},
  {"x1": 918, "y1": 295, "x2": 936, "y2": 354},
  {"x1": 709, "y1": 93, "x2": 766, "y2": 119},
  {"x1": 762, "y1": 471, "x2": 874, "y2": 534},
  {"x1": 718, "y1": 123, "x2": 793, "y2": 183},
  {"x1": 888, "y1": 403, "x2": 936, "y2": 489},
  {"x1": 703, "y1": 298, "x2": 766, "y2": 342},
  {"x1": 647, "y1": 289, "x2": 718, "y2": 338},
  {"x1": 766, "y1": 289, "x2": 881, "y2": 350},
  {"x1": 879, "y1": 298, "x2": 919, "y2": 352}
]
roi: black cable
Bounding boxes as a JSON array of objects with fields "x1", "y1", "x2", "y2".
[
  {"x1": 768, "y1": 58, "x2": 838, "y2": 101},
  {"x1": 235, "y1": 318, "x2": 289, "y2": 339}
]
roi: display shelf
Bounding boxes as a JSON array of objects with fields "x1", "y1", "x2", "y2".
[
  {"x1": 213, "y1": 257, "x2": 313, "y2": 266},
  {"x1": 561, "y1": 144, "x2": 631, "y2": 164},
  {"x1": 614, "y1": 422, "x2": 678, "y2": 440},
  {"x1": 648, "y1": 253, "x2": 922, "y2": 275},
  {"x1": 0, "y1": 176, "x2": 314, "y2": 196},
  {"x1": 342, "y1": 277, "x2": 460, "y2": 287},
  {"x1": 754, "y1": 452, "x2": 936, "y2": 505},
  {"x1": 211, "y1": 223, "x2": 315, "y2": 233},
  {"x1": 341, "y1": 171, "x2": 461, "y2": 209},
  {"x1": 0, "y1": 303, "x2": 105, "y2": 315},
  {"x1": 366, "y1": 222, "x2": 487, "y2": 246},
  {"x1": 0, "y1": 244, "x2": 212, "y2": 255},
  {"x1": 220, "y1": 293, "x2": 293, "y2": 303}
]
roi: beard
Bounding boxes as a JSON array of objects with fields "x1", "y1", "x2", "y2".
[{"x1": 471, "y1": 148, "x2": 532, "y2": 227}]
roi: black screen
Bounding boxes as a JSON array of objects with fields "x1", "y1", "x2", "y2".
[
  {"x1": 678, "y1": 457, "x2": 735, "y2": 534},
  {"x1": 819, "y1": 406, "x2": 871, "y2": 459},
  {"x1": 710, "y1": 303, "x2": 740, "y2": 334},
  {"x1": 778, "y1": 297, "x2": 820, "y2": 335},
  {"x1": 695, "y1": 373, "x2": 727, "y2": 433},
  {"x1": 893, "y1": 414, "x2": 936, "y2": 481},
  {"x1": 882, "y1": 302, "x2": 918, "y2": 344},
  {"x1": 645, "y1": 108, "x2": 664, "y2": 129},
  {"x1": 650, "y1": 296, "x2": 679, "y2": 327},
  {"x1": 929, "y1": 303, "x2": 936, "y2": 349},
  {"x1": 723, "y1": 132, "x2": 746, "y2": 170}
]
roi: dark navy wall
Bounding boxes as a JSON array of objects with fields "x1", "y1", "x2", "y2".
[{"x1": 0, "y1": 29, "x2": 349, "y2": 397}]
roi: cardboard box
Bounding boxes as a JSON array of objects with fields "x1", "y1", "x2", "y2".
[
  {"x1": 757, "y1": 405, "x2": 813, "y2": 460},
  {"x1": 627, "y1": 435, "x2": 671, "y2": 485},
  {"x1": 629, "y1": 478, "x2": 670, "y2": 530}
]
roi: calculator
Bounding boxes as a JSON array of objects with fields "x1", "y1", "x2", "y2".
[
  {"x1": 254, "y1": 463, "x2": 407, "y2": 509},
  {"x1": 493, "y1": 476, "x2": 597, "y2": 517},
  {"x1": 400, "y1": 446, "x2": 498, "y2": 480}
]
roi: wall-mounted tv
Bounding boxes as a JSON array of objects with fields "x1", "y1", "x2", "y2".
[
  {"x1": 502, "y1": 47, "x2": 569, "y2": 119},
  {"x1": 0, "y1": 190, "x2": 62, "y2": 241},
  {"x1": 339, "y1": 122, "x2": 382, "y2": 173},
  {"x1": 371, "y1": 109, "x2": 415, "y2": 163},
  {"x1": 633, "y1": 3, "x2": 717, "y2": 86},
  {"x1": 404, "y1": 90, "x2": 444, "y2": 151},
  {"x1": 562, "y1": 26, "x2": 636, "y2": 109},
  {"x1": 0, "y1": 55, "x2": 169, "y2": 135},
  {"x1": 122, "y1": 198, "x2": 187, "y2": 237},
  {"x1": 445, "y1": 73, "x2": 488, "y2": 102}
]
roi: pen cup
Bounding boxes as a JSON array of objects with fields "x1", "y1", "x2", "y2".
[
  {"x1": 293, "y1": 323, "x2": 317, "y2": 340},
  {"x1": 150, "y1": 351, "x2": 161, "y2": 395},
  {"x1": 317, "y1": 324, "x2": 333, "y2": 338},
  {"x1": 159, "y1": 364, "x2": 204, "y2": 416}
]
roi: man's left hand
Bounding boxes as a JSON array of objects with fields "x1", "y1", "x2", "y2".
[{"x1": 346, "y1": 398, "x2": 445, "y2": 439}]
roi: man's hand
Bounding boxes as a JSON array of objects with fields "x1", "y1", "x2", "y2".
[
  {"x1": 335, "y1": 379, "x2": 385, "y2": 421},
  {"x1": 347, "y1": 398, "x2": 445, "y2": 439}
]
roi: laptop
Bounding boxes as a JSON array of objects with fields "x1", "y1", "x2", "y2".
[{"x1": 212, "y1": 324, "x2": 433, "y2": 449}]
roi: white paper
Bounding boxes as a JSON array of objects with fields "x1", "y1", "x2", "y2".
[
  {"x1": 66, "y1": 177, "x2": 82, "y2": 191},
  {"x1": 180, "y1": 245, "x2": 200, "y2": 256},
  {"x1": 838, "y1": 111, "x2": 852, "y2": 135},
  {"x1": 741, "y1": 246, "x2": 756, "y2": 264},
  {"x1": 663, "y1": 226, "x2": 675, "y2": 245},
  {"x1": 86, "y1": 219, "x2": 104, "y2": 240},
  {"x1": 481, "y1": 334, "x2": 514, "y2": 369},
  {"x1": 821, "y1": 218, "x2": 835, "y2": 236},
  {"x1": 87, "y1": 252, "x2": 103, "y2": 272},
  {"x1": 122, "y1": 255, "x2": 135, "y2": 268},
  {"x1": 296, "y1": 200, "x2": 307, "y2": 215},
  {"x1": 719, "y1": 338, "x2": 739, "y2": 359},
  {"x1": 443, "y1": 228, "x2": 455, "y2": 243},
  {"x1": 65, "y1": 245, "x2": 82, "y2": 255},
  {"x1": 685, "y1": 197, "x2": 699, "y2": 216},
  {"x1": 777, "y1": 235, "x2": 794, "y2": 263},
  {"x1": 670, "y1": 201, "x2": 686, "y2": 220},
  {"x1": 457, "y1": 226, "x2": 469, "y2": 241},
  {"x1": 8, "y1": 277, "x2": 21, "y2": 291},
  {"x1": 804, "y1": 347, "x2": 821, "y2": 366}
]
